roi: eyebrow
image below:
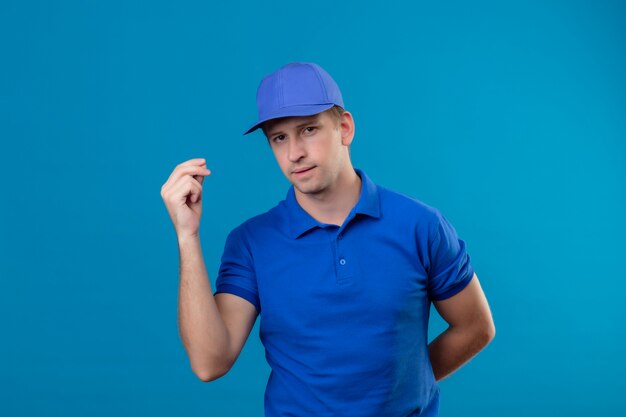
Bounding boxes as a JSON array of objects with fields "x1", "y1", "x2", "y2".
[{"x1": 267, "y1": 116, "x2": 320, "y2": 137}]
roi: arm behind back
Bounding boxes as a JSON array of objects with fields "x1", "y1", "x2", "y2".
[{"x1": 432, "y1": 273, "x2": 495, "y2": 336}]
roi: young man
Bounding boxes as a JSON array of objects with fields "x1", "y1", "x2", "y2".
[{"x1": 161, "y1": 62, "x2": 495, "y2": 417}]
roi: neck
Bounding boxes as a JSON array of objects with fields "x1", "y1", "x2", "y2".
[{"x1": 294, "y1": 166, "x2": 362, "y2": 226}]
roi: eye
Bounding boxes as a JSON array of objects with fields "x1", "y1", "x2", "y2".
[
  {"x1": 272, "y1": 134, "x2": 286, "y2": 143},
  {"x1": 303, "y1": 126, "x2": 317, "y2": 134}
]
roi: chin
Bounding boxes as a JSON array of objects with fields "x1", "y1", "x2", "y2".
[{"x1": 295, "y1": 183, "x2": 326, "y2": 196}]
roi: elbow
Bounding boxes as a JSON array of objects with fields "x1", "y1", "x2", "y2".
[
  {"x1": 482, "y1": 320, "x2": 496, "y2": 345},
  {"x1": 193, "y1": 364, "x2": 230, "y2": 382},
  {"x1": 191, "y1": 357, "x2": 233, "y2": 383},
  {"x1": 467, "y1": 319, "x2": 495, "y2": 349},
  {"x1": 195, "y1": 371, "x2": 222, "y2": 383}
]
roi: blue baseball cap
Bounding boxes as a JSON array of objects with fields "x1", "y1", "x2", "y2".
[{"x1": 243, "y1": 62, "x2": 344, "y2": 135}]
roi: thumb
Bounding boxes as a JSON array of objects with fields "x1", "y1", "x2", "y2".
[{"x1": 191, "y1": 173, "x2": 203, "y2": 184}]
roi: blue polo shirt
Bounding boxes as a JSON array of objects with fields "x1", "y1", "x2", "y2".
[{"x1": 214, "y1": 168, "x2": 475, "y2": 417}]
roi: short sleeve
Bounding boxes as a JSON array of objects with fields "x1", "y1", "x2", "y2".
[
  {"x1": 426, "y1": 210, "x2": 475, "y2": 301},
  {"x1": 213, "y1": 225, "x2": 261, "y2": 313}
]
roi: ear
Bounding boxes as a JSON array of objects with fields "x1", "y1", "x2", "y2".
[{"x1": 339, "y1": 111, "x2": 355, "y2": 147}]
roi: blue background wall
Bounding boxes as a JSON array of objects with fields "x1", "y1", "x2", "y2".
[{"x1": 1, "y1": 0, "x2": 625, "y2": 415}]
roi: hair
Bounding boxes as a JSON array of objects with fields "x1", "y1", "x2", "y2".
[
  {"x1": 326, "y1": 105, "x2": 345, "y2": 126},
  {"x1": 262, "y1": 105, "x2": 345, "y2": 138}
]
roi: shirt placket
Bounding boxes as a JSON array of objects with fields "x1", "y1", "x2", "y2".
[{"x1": 332, "y1": 219, "x2": 356, "y2": 286}]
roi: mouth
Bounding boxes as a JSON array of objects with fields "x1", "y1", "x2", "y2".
[{"x1": 292, "y1": 166, "x2": 315, "y2": 176}]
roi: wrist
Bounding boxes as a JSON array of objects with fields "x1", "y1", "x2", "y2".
[{"x1": 177, "y1": 232, "x2": 201, "y2": 246}]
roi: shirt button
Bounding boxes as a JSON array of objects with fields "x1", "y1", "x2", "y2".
[
  {"x1": 337, "y1": 233, "x2": 343, "y2": 240},
  {"x1": 339, "y1": 258, "x2": 346, "y2": 266}
]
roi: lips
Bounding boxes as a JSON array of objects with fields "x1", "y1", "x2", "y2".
[{"x1": 293, "y1": 166, "x2": 315, "y2": 174}]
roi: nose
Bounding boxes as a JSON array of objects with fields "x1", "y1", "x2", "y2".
[{"x1": 287, "y1": 137, "x2": 306, "y2": 162}]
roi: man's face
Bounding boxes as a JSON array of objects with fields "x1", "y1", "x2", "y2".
[{"x1": 264, "y1": 110, "x2": 354, "y2": 197}]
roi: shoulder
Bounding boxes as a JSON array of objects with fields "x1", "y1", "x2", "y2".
[
  {"x1": 225, "y1": 199, "x2": 287, "y2": 243},
  {"x1": 376, "y1": 183, "x2": 441, "y2": 226}
]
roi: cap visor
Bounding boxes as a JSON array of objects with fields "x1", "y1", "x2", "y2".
[{"x1": 243, "y1": 103, "x2": 336, "y2": 135}]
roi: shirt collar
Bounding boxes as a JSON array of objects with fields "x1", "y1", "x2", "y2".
[{"x1": 283, "y1": 168, "x2": 381, "y2": 239}]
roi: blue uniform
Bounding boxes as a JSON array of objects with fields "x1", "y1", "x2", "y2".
[{"x1": 214, "y1": 168, "x2": 475, "y2": 417}]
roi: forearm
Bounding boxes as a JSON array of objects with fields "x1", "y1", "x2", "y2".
[
  {"x1": 428, "y1": 325, "x2": 493, "y2": 382},
  {"x1": 177, "y1": 235, "x2": 230, "y2": 379}
]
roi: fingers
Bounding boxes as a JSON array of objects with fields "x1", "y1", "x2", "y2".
[
  {"x1": 167, "y1": 164, "x2": 211, "y2": 185},
  {"x1": 169, "y1": 175, "x2": 204, "y2": 206},
  {"x1": 178, "y1": 158, "x2": 206, "y2": 168},
  {"x1": 161, "y1": 158, "x2": 211, "y2": 196},
  {"x1": 187, "y1": 176, "x2": 204, "y2": 204}
]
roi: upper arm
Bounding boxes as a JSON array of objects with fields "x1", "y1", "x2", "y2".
[
  {"x1": 213, "y1": 225, "x2": 260, "y2": 372},
  {"x1": 214, "y1": 293, "x2": 259, "y2": 371},
  {"x1": 432, "y1": 273, "x2": 495, "y2": 338}
]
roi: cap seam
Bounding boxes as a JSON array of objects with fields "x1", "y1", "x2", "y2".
[
  {"x1": 310, "y1": 64, "x2": 329, "y2": 102},
  {"x1": 278, "y1": 70, "x2": 284, "y2": 108}
]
